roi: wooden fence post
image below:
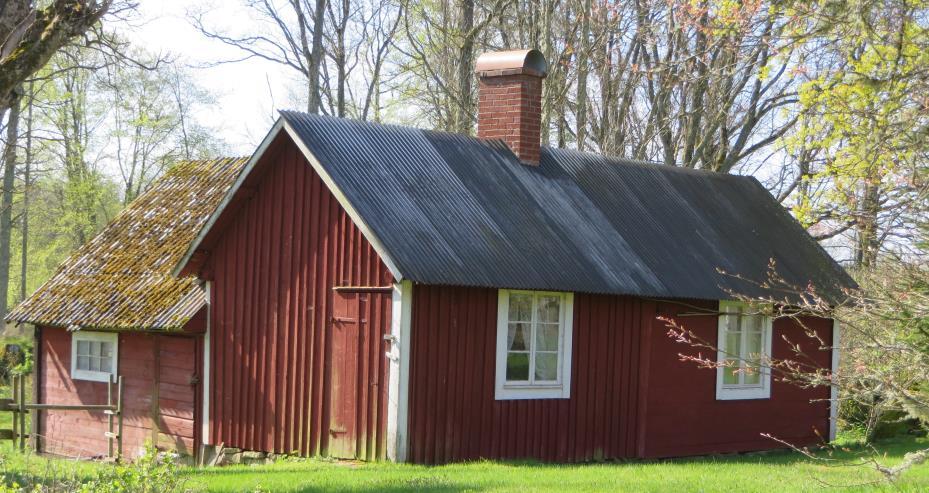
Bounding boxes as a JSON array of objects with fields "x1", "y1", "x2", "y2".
[
  {"x1": 11, "y1": 375, "x2": 17, "y2": 447},
  {"x1": 107, "y1": 376, "x2": 114, "y2": 458},
  {"x1": 18, "y1": 374, "x2": 25, "y2": 452},
  {"x1": 116, "y1": 376, "x2": 124, "y2": 460}
]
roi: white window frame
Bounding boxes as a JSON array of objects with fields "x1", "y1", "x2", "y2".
[
  {"x1": 495, "y1": 289, "x2": 574, "y2": 400},
  {"x1": 71, "y1": 331, "x2": 118, "y2": 383},
  {"x1": 716, "y1": 300, "x2": 773, "y2": 400}
]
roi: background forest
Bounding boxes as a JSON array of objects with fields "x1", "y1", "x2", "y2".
[{"x1": 2, "y1": 0, "x2": 927, "y2": 317}]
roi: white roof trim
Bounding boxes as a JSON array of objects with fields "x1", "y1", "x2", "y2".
[
  {"x1": 281, "y1": 118, "x2": 403, "y2": 280},
  {"x1": 173, "y1": 117, "x2": 404, "y2": 282}
]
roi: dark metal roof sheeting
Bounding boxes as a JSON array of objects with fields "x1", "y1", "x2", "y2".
[{"x1": 282, "y1": 111, "x2": 855, "y2": 303}]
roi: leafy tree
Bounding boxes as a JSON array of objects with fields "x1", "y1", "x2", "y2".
[{"x1": 785, "y1": 0, "x2": 929, "y2": 266}]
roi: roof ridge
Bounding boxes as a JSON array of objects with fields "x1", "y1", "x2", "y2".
[{"x1": 279, "y1": 110, "x2": 753, "y2": 181}]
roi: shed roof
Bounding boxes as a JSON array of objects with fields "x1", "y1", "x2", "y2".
[
  {"x1": 275, "y1": 111, "x2": 854, "y2": 303},
  {"x1": 8, "y1": 157, "x2": 248, "y2": 331}
]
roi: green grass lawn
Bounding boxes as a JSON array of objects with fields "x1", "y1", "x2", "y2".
[{"x1": 0, "y1": 434, "x2": 926, "y2": 492}]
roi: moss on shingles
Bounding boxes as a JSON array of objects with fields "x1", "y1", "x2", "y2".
[{"x1": 8, "y1": 157, "x2": 249, "y2": 331}]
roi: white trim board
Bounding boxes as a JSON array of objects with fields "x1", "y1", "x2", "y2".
[
  {"x1": 281, "y1": 119, "x2": 403, "y2": 280},
  {"x1": 829, "y1": 319, "x2": 841, "y2": 442},
  {"x1": 173, "y1": 119, "x2": 283, "y2": 277},
  {"x1": 201, "y1": 281, "x2": 212, "y2": 446},
  {"x1": 386, "y1": 280, "x2": 413, "y2": 461},
  {"x1": 173, "y1": 116, "x2": 404, "y2": 282}
]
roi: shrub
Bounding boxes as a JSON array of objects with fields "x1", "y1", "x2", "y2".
[
  {"x1": 0, "y1": 446, "x2": 199, "y2": 493},
  {"x1": 0, "y1": 338, "x2": 33, "y2": 383},
  {"x1": 78, "y1": 446, "x2": 197, "y2": 493}
]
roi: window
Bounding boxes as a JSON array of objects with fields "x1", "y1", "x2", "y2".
[
  {"x1": 71, "y1": 331, "x2": 118, "y2": 383},
  {"x1": 716, "y1": 301, "x2": 773, "y2": 400},
  {"x1": 495, "y1": 290, "x2": 573, "y2": 400}
]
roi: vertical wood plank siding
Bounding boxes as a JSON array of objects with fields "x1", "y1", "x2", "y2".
[
  {"x1": 207, "y1": 142, "x2": 393, "y2": 458},
  {"x1": 643, "y1": 301, "x2": 833, "y2": 458},
  {"x1": 406, "y1": 288, "x2": 834, "y2": 463},
  {"x1": 37, "y1": 328, "x2": 200, "y2": 459},
  {"x1": 407, "y1": 285, "x2": 651, "y2": 463}
]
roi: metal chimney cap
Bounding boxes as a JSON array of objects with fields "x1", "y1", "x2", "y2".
[{"x1": 475, "y1": 49, "x2": 548, "y2": 78}]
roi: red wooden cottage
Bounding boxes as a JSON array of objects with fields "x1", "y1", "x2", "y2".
[{"x1": 10, "y1": 49, "x2": 854, "y2": 464}]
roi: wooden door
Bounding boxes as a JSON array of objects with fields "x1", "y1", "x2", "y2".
[
  {"x1": 328, "y1": 291, "x2": 361, "y2": 458},
  {"x1": 154, "y1": 335, "x2": 199, "y2": 457}
]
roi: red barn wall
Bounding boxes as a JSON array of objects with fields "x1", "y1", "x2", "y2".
[
  {"x1": 406, "y1": 288, "x2": 833, "y2": 463},
  {"x1": 205, "y1": 140, "x2": 393, "y2": 458},
  {"x1": 642, "y1": 301, "x2": 832, "y2": 458},
  {"x1": 36, "y1": 327, "x2": 200, "y2": 459},
  {"x1": 407, "y1": 285, "x2": 652, "y2": 464}
]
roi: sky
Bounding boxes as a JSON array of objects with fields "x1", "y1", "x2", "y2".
[{"x1": 123, "y1": 0, "x2": 300, "y2": 155}]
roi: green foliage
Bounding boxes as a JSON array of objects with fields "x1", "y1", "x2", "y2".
[
  {"x1": 77, "y1": 446, "x2": 195, "y2": 493},
  {"x1": 0, "y1": 445, "x2": 198, "y2": 493},
  {"x1": 4, "y1": 41, "x2": 224, "y2": 311},
  {"x1": 0, "y1": 338, "x2": 33, "y2": 383},
  {"x1": 784, "y1": 0, "x2": 929, "y2": 264}
]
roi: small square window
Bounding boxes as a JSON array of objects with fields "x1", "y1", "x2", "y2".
[
  {"x1": 716, "y1": 301, "x2": 773, "y2": 400},
  {"x1": 71, "y1": 331, "x2": 118, "y2": 383},
  {"x1": 495, "y1": 290, "x2": 574, "y2": 400}
]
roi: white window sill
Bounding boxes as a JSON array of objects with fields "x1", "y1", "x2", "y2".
[
  {"x1": 716, "y1": 386, "x2": 771, "y2": 401},
  {"x1": 496, "y1": 384, "x2": 569, "y2": 400},
  {"x1": 72, "y1": 369, "x2": 116, "y2": 383}
]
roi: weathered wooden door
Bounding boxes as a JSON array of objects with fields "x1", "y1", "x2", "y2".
[
  {"x1": 328, "y1": 291, "x2": 361, "y2": 458},
  {"x1": 154, "y1": 335, "x2": 200, "y2": 457}
]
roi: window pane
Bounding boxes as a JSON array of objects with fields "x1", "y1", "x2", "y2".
[
  {"x1": 508, "y1": 322, "x2": 530, "y2": 351},
  {"x1": 77, "y1": 340, "x2": 89, "y2": 357},
  {"x1": 723, "y1": 361, "x2": 739, "y2": 385},
  {"x1": 101, "y1": 357, "x2": 112, "y2": 373},
  {"x1": 723, "y1": 311, "x2": 739, "y2": 333},
  {"x1": 506, "y1": 353, "x2": 530, "y2": 381},
  {"x1": 536, "y1": 296, "x2": 560, "y2": 323},
  {"x1": 744, "y1": 312, "x2": 763, "y2": 332},
  {"x1": 100, "y1": 342, "x2": 111, "y2": 358},
  {"x1": 508, "y1": 294, "x2": 532, "y2": 322},
  {"x1": 743, "y1": 368, "x2": 761, "y2": 385},
  {"x1": 77, "y1": 356, "x2": 90, "y2": 371},
  {"x1": 90, "y1": 341, "x2": 101, "y2": 358},
  {"x1": 534, "y1": 352, "x2": 558, "y2": 381},
  {"x1": 725, "y1": 331, "x2": 741, "y2": 359},
  {"x1": 90, "y1": 356, "x2": 100, "y2": 372},
  {"x1": 536, "y1": 323, "x2": 559, "y2": 351},
  {"x1": 746, "y1": 331, "x2": 763, "y2": 356}
]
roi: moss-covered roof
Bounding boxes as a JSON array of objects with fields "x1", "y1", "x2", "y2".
[{"x1": 7, "y1": 157, "x2": 248, "y2": 331}]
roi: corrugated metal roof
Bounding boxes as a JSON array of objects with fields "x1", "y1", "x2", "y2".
[
  {"x1": 282, "y1": 111, "x2": 855, "y2": 303},
  {"x1": 7, "y1": 157, "x2": 249, "y2": 331}
]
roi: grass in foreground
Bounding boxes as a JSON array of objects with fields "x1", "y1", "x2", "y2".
[{"x1": 0, "y1": 435, "x2": 926, "y2": 492}]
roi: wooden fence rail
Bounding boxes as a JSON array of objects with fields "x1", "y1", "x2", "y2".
[{"x1": 3, "y1": 374, "x2": 124, "y2": 460}]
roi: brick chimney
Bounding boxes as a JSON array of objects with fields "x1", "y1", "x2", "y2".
[{"x1": 475, "y1": 49, "x2": 548, "y2": 165}]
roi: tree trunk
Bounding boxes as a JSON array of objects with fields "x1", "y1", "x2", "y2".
[
  {"x1": 0, "y1": 89, "x2": 21, "y2": 321},
  {"x1": 575, "y1": 0, "x2": 591, "y2": 151},
  {"x1": 855, "y1": 180, "x2": 881, "y2": 267},
  {"x1": 454, "y1": 0, "x2": 474, "y2": 134},
  {"x1": 19, "y1": 82, "x2": 32, "y2": 303},
  {"x1": 307, "y1": 0, "x2": 328, "y2": 113}
]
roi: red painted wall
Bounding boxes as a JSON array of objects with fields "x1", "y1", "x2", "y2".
[
  {"x1": 406, "y1": 287, "x2": 833, "y2": 463},
  {"x1": 204, "y1": 140, "x2": 393, "y2": 458},
  {"x1": 642, "y1": 301, "x2": 832, "y2": 458},
  {"x1": 407, "y1": 285, "x2": 652, "y2": 464},
  {"x1": 37, "y1": 327, "x2": 200, "y2": 459}
]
